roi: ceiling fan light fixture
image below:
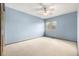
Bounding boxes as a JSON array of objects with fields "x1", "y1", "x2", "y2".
[
  {"x1": 37, "y1": 3, "x2": 55, "y2": 16},
  {"x1": 42, "y1": 12, "x2": 49, "y2": 16},
  {"x1": 39, "y1": 10, "x2": 49, "y2": 16},
  {"x1": 39, "y1": 10, "x2": 53, "y2": 16}
]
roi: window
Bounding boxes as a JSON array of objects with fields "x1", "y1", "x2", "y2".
[{"x1": 46, "y1": 21, "x2": 57, "y2": 31}]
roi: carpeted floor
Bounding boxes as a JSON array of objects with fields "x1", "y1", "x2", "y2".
[{"x1": 4, "y1": 37, "x2": 77, "y2": 56}]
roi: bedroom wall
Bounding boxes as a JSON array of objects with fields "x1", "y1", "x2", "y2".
[
  {"x1": 45, "y1": 12, "x2": 77, "y2": 41},
  {"x1": 76, "y1": 9, "x2": 79, "y2": 55},
  {"x1": 5, "y1": 7, "x2": 44, "y2": 44}
]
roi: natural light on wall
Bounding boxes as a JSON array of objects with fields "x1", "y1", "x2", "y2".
[{"x1": 46, "y1": 21, "x2": 57, "y2": 31}]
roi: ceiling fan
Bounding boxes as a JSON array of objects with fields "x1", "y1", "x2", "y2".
[{"x1": 36, "y1": 3, "x2": 55, "y2": 16}]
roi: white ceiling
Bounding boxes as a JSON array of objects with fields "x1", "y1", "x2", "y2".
[{"x1": 5, "y1": 3, "x2": 79, "y2": 19}]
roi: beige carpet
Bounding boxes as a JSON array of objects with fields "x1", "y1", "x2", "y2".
[{"x1": 4, "y1": 37, "x2": 77, "y2": 56}]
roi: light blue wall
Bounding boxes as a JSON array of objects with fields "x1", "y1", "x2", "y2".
[
  {"x1": 77, "y1": 9, "x2": 79, "y2": 55},
  {"x1": 45, "y1": 12, "x2": 77, "y2": 41},
  {"x1": 5, "y1": 7, "x2": 44, "y2": 44}
]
